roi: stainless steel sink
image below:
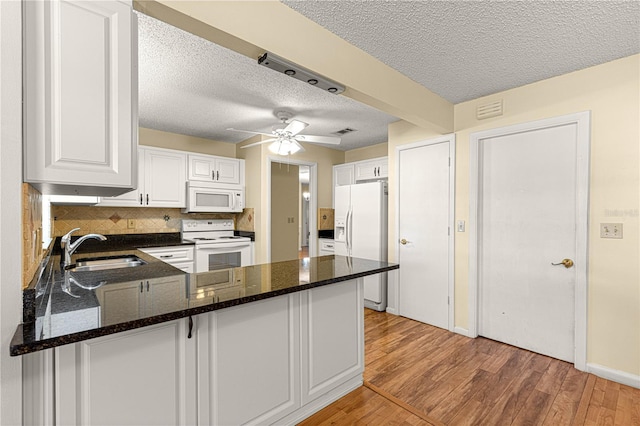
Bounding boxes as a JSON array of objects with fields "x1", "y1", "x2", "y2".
[{"x1": 68, "y1": 255, "x2": 147, "y2": 272}]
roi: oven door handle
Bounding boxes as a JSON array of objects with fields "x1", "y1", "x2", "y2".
[{"x1": 199, "y1": 242, "x2": 250, "y2": 249}]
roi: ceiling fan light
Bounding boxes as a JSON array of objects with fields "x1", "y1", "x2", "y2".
[{"x1": 269, "y1": 138, "x2": 301, "y2": 155}]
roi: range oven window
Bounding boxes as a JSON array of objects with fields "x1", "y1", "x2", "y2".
[
  {"x1": 196, "y1": 192, "x2": 230, "y2": 208},
  {"x1": 208, "y1": 252, "x2": 241, "y2": 271}
]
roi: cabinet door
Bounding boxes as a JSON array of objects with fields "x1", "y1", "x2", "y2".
[
  {"x1": 354, "y1": 160, "x2": 378, "y2": 181},
  {"x1": 95, "y1": 280, "x2": 143, "y2": 326},
  {"x1": 214, "y1": 158, "x2": 242, "y2": 184},
  {"x1": 301, "y1": 279, "x2": 364, "y2": 405},
  {"x1": 56, "y1": 319, "x2": 197, "y2": 426},
  {"x1": 23, "y1": 0, "x2": 137, "y2": 196},
  {"x1": 144, "y1": 148, "x2": 187, "y2": 207},
  {"x1": 97, "y1": 153, "x2": 144, "y2": 206},
  {"x1": 187, "y1": 154, "x2": 216, "y2": 182},
  {"x1": 377, "y1": 158, "x2": 389, "y2": 178},
  {"x1": 197, "y1": 294, "x2": 301, "y2": 425},
  {"x1": 145, "y1": 275, "x2": 188, "y2": 316},
  {"x1": 333, "y1": 164, "x2": 355, "y2": 187}
]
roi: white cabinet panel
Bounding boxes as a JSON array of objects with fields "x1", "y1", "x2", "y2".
[
  {"x1": 333, "y1": 164, "x2": 355, "y2": 187},
  {"x1": 140, "y1": 246, "x2": 195, "y2": 274},
  {"x1": 355, "y1": 157, "x2": 388, "y2": 181},
  {"x1": 23, "y1": 0, "x2": 138, "y2": 196},
  {"x1": 301, "y1": 279, "x2": 364, "y2": 405},
  {"x1": 188, "y1": 154, "x2": 244, "y2": 185},
  {"x1": 197, "y1": 294, "x2": 300, "y2": 425},
  {"x1": 100, "y1": 147, "x2": 186, "y2": 207},
  {"x1": 144, "y1": 148, "x2": 187, "y2": 207},
  {"x1": 56, "y1": 319, "x2": 196, "y2": 426}
]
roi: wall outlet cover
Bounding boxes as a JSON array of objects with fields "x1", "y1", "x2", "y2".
[
  {"x1": 127, "y1": 219, "x2": 135, "y2": 229},
  {"x1": 600, "y1": 223, "x2": 623, "y2": 239}
]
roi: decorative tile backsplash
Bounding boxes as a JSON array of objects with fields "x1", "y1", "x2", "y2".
[
  {"x1": 52, "y1": 206, "x2": 255, "y2": 236},
  {"x1": 23, "y1": 184, "x2": 44, "y2": 289}
]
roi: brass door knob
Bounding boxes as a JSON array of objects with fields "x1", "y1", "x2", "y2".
[
  {"x1": 400, "y1": 239, "x2": 409, "y2": 245},
  {"x1": 551, "y1": 258, "x2": 574, "y2": 268}
]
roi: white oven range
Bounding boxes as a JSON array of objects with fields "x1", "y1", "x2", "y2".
[{"x1": 181, "y1": 219, "x2": 252, "y2": 273}]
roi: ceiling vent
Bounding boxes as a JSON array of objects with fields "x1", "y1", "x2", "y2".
[
  {"x1": 258, "y1": 52, "x2": 345, "y2": 95},
  {"x1": 476, "y1": 100, "x2": 503, "y2": 120},
  {"x1": 333, "y1": 128, "x2": 357, "y2": 135}
]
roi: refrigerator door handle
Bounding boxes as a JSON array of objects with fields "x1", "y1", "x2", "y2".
[
  {"x1": 345, "y1": 207, "x2": 352, "y2": 255},
  {"x1": 348, "y1": 207, "x2": 354, "y2": 256}
]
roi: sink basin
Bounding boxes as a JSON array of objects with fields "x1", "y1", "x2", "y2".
[{"x1": 68, "y1": 255, "x2": 147, "y2": 272}]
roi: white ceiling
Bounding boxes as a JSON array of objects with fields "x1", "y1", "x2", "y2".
[
  {"x1": 137, "y1": 12, "x2": 397, "y2": 151},
  {"x1": 138, "y1": 2, "x2": 639, "y2": 151},
  {"x1": 283, "y1": 0, "x2": 640, "y2": 103}
]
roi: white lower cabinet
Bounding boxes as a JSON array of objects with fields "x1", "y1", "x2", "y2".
[
  {"x1": 197, "y1": 294, "x2": 301, "y2": 425},
  {"x1": 26, "y1": 279, "x2": 365, "y2": 426},
  {"x1": 55, "y1": 318, "x2": 197, "y2": 426}
]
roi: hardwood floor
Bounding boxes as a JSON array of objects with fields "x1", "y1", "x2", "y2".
[{"x1": 299, "y1": 310, "x2": 640, "y2": 426}]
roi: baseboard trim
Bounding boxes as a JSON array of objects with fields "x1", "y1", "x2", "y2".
[
  {"x1": 454, "y1": 326, "x2": 471, "y2": 337},
  {"x1": 587, "y1": 363, "x2": 640, "y2": 389},
  {"x1": 385, "y1": 307, "x2": 397, "y2": 315}
]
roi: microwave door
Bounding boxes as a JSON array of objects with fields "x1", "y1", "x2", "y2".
[{"x1": 188, "y1": 187, "x2": 233, "y2": 212}]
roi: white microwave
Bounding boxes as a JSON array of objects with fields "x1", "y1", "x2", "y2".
[{"x1": 183, "y1": 182, "x2": 244, "y2": 213}]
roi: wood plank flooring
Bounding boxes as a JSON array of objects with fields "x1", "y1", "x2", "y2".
[{"x1": 299, "y1": 310, "x2": 640, "y2": 426}]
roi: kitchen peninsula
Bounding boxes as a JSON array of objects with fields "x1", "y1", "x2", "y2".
[{"x1": 13, "y1": 239, "x2": 398, "y2": 426}]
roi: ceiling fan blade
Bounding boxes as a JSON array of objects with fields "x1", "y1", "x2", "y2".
[
  {"x1": 240, "y1": 138, "x2": 276, "y2": 149},
  {"x1": 283, "y1": 119, "x2": 308, "y2": 136},
  {"x1": 295, "y1": 134, "x2": 341, "y2": 145},
  {"x1": 227, "y1": 128, "x2": 274, "y2": 137}
]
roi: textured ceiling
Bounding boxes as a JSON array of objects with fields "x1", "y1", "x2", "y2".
[
  {"x1": 282, "y1": 1, "x2": 640, "y2": 103},
  {"x1": 138, "y1": 2, "x2": 639, "y2": 151},
  {"x1": 137, "y1": 13, "x2": 397, "y2": 151}
]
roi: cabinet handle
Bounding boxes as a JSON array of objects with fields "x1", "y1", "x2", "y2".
[
  {"x1": 216, "y1": 170, "x2": 219, "y2": 181},
  {"x1": 373, "y1": 167, "x2": 377, "y2": 176},
  {"x1": 377, "y1": 167, "x2": 380, "y2": 176},
  {"x1": 187, "y1": 316, "x2": 193, "y2": 339},
  {"x1": 139, "y1": 194, "x2": 143, "y2": 205},
  {"x1": 160, "y1": 254, "x2": 174, "y2": 258},
  {"x1": 212, "y1": 171, "x2": 215, "y2": 180},
  {"x1": 146, "y1": 281, "x2": 150, "y2": 292},
  {"x1": 140, "y1": 282, "x2": 143, "y2": 293}
]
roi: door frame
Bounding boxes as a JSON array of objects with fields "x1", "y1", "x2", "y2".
[
  {"x1": 468, "y1": 111, "x2": 590, "y2": 370},
  {"x1": 266, "y1": 156, "x2": 318, "y2": 263},
  {"x1": 395, "y1": 134, "x2": 456, "y2": 331}
]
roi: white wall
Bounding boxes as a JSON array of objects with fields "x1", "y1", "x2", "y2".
[{"x1": 0, "y1": 1, "x2": 24, "y2": 424}]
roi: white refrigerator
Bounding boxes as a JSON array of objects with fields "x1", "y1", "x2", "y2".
[{"x1": 334, "y1": 181, "x2": 388, "y2": 311}]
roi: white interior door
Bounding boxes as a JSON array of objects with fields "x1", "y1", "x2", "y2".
[
  {"x1": 397, "y1": 136, "x2": 454, "y2": 329},
  {"x1": 477, "y1": 121, "x2": 582, "y2": 363}
]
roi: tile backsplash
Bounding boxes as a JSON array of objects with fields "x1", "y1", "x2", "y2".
[
  {"x1": 23, "y1": 184, "x2": 44, "y2": 289},
  {"x1": 52, "y1": 206, "x2": 255, "y2": 237}
]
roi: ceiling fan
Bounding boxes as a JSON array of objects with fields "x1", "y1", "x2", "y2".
[{"x1": 228, "y1": 111, "x2": 341, "y2": 155}]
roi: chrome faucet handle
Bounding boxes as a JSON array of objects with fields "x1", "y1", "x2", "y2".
[{"x1": 61, "y1": 228, "x2": 81, "y2": 247}]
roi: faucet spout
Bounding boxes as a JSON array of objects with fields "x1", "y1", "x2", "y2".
[{"x1": 61, "y1": 228, "x2": 107, "y2": 267}]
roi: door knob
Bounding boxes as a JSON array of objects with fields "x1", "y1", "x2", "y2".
[
  {"x1": 551, "y1": 258, "x2": 574, "y2": 268},
  {"x1": 400, "y1": 238, "x2": 409, "y2": 245}
]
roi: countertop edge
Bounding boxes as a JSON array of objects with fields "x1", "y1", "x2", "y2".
[{"x1": 10, "y1": 263, "x2": 398, "y2": 356}]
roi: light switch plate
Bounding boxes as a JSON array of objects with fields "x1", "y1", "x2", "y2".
[
  {"x1": 127, "y1": 219, "x2": 135, "y2": 229},
  {"x1": 600, "y1": 223, "x2": 623, "y2": 239},
  {"x1": 457, "y1": 220, "x2": 465, "y2": 232}
]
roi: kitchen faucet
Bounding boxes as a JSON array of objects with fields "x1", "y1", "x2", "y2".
[{"x1": 61, "y1": 228, "x2": 107, "y2": 267}]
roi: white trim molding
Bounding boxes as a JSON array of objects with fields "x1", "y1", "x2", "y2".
[
  {"x1": 587, "y1": 364, "x2": 640, "y2": 389},
  {"x1": 454, "y1": 327, "x2": 471, "y2": 338},
  {"x1": 395, "y1": 134, "x2": 456, "y2": 331},
  {"x1": 468, "y1": 111, "x2": 590, "y2": 371}
]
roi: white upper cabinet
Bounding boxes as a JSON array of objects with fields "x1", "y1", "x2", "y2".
[
  {"x1": 188, "y1": 154, "x2": 244, "y2": 186},
  {"x1": 354, "y1": 157, "x2": 388, "y2": 181},
  {"x1": 99, "y1": 147, "x2": 186, "y2": 207},
  {"x1": 23, "y1": 0, "x2": 138, "y2": 196},
  {"x1": 333, "y1": 164, "x2": 356, "y2": 187}
]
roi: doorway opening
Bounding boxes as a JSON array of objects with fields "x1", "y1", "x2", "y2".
[{"x1": 267, "y1": 157, "x2": 317, "y2": 263}]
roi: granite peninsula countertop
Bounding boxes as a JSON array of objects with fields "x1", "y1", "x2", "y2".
[{"x1": 11, "y1": 235, "x2": 397, "y2": 356}]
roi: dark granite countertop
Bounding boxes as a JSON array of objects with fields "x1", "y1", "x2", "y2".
[{"x1": 11, "y1": 239, "x2": 397, "y2": 356}]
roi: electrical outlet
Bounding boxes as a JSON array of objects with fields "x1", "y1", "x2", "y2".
[
  {"x1": 127, "y1": 219, "x2": 135, "y2": 229},
  {"x1": 600, "y1": 223, "x2": 622, "y2": 239},
  {"x1": 457, "y1": 220, "x2": 466, "y2": 232}
]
